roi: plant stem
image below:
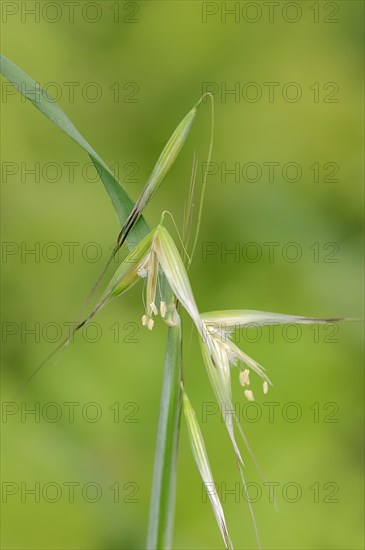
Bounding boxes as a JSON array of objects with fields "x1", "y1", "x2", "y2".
[{"x1": 147, "y1": 321, "x2": 182, "y2": 549}]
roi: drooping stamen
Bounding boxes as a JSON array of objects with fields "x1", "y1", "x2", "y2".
[
  {"x1": 160, "y1": 301, "x2": 167, "y2": 318},
  {"x1": 150, "y1": 302, "x2": 158, "y2": 316},
  {"x1": 244, "y1": 389, "x2": 255, "y2": 402},
  {"x1": 239, "y1": 369, "x2": 250, "y2": 387},
  {"x1": 146, "y1": 247, "x2": 159, "y2": 319}
]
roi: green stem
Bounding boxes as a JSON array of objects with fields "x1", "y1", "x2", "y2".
[{"x1": 147, "y1": 321, "x2": 182, "y2": 549}]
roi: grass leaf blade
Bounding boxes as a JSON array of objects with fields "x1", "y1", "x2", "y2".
[{"x1": 0, "y1": 53, "x2": 149, "y2": 245}]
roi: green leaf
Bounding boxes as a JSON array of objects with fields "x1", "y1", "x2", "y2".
[
  {"x1": 0, "y1": 53, "x2": 149, "y2": 247},
  {"x1": 147, "y1": 320, "x2": 182, "y2": 549}
]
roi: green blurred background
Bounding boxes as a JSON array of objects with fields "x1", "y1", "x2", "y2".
[{"x1": 1, "y1": 1, "x2": 364, "y2": 548}]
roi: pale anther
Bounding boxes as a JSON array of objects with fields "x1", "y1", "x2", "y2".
[
  {"x1": 244, "y1": 389, "x2": 255, "y2": 402},
  {"x1": 160, "y1": 301, "x2": 167, "y2": 318},
  {"x1": 239, "y1": 369, "x2": 250, "y2": 387}
]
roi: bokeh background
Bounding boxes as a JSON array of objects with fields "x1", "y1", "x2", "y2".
[{"x1": 1, "y1": 1, "x2": 364, "y2": 549}]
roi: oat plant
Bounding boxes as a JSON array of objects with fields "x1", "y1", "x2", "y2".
[{"x1": 1, "y1": 54, "x2": 357, "y2": 549}]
